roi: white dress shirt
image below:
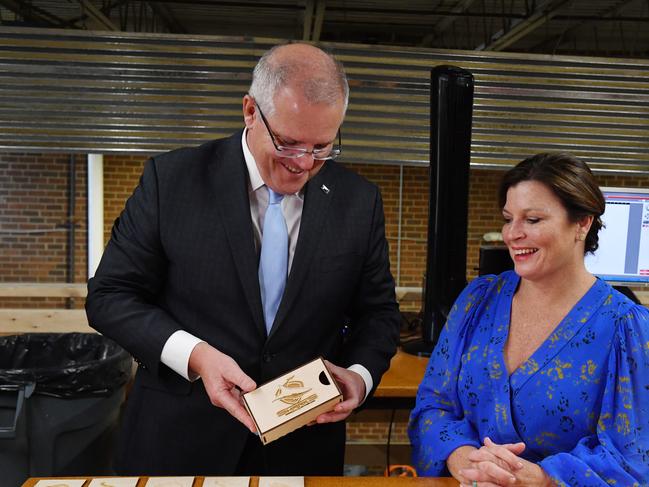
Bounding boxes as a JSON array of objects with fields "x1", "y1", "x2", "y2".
[{"x1": 160, "y1": 130, "x2": 373, "y2": 401}]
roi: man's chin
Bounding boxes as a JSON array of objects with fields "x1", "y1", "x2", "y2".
[{"x1": 274, "y1": 175, "x2": 308, "y2": 194}]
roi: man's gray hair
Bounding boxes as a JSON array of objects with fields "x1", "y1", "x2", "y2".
[{"x1": 249, "y1": 44, "x2": 349, "y2": 116}]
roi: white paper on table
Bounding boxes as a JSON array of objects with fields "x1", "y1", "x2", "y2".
[
  {"x1": 34, "y1": 480, "x2": 86, "y2": 487},
  {"x1": 258, "y1": 477, "x2": 304, "y2": 487},
  {"x1": 202, "y1": 477, "x2": 250, "y2": 487},
  {"x1": 145, "y1": 477, "x2": 194, "y2": 487},
  {"x1": 87, "y1": 478, "x2": 140, "y2": 487}
]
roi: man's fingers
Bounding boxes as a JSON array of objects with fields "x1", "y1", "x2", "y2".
[
  {"x1": 315, "y1": 410, "x2": 349, "y2": 424},
  {"x1": 334, "y1": 398, "x2": 357, "y2": 413},
  {"x1": 217, "y1": 388, "x2": 257, "y2": 433},
  {"x1": 323, "y1": 359, "x2": 365, "y2": 407},
  {"x1": 323, "y1": 359, "x2": 338, "y2": 373},
  {"x1": 191, "y1": 344, "x2": 258, "y2": 434},
  {"x1": 217, "y1": 353, "x2": 256, "y2": 392},
  {"x1": 314, "y1": 396, "x2": 355, "y2": 423},
  {"x1": 226, "y1": 365, "x2": 256, "y2": 392}
]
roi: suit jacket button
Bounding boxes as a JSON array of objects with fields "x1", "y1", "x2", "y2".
[{"x1": 263, "y1": 353, "x2": 272, "y2": 363}]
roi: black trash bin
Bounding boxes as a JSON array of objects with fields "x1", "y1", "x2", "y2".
[{"x1": 0, "y1": 333, "x2": 132, "y2": 487}]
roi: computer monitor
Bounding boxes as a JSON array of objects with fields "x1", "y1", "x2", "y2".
[{"x1": 585, "y1": 187, "x2": 649, "y2": 285}]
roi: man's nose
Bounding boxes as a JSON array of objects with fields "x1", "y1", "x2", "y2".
[{"x1": 296, "y1": 152, "x2": 316, "y2": 170}]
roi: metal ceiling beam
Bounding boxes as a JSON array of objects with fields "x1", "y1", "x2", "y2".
[
  {"x1": 303, "y1": 0, "x2": 314, "y2": 40},
  {"x1": 477, "y1": 0, "x2": 571, "y2": 51},
  {"x1": 76, "y1": 0, "x2": 119, "y2": 30},
  {"x1": 312, "y1": 0, "x2": 326, "y2": 42},
  {"x1": 0, "y1": 0, "x2": 67, "y2": 26},
  {"x1": 303, "y1": 0, "x2": 325, "y2": 42},
  {"x1": 531, "y1": 0, "x2": 639, "y2": 52},
  {"x1": 147, "y1": 1, "x2": 186, "y2": 33},
  {"x1": 421, "y1": 0, "x2": 478, "y2": 46}
]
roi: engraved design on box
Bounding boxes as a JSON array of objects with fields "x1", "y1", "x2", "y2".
[{"x1": 273, "y1": 375, "x2": 318, "y2": 417}]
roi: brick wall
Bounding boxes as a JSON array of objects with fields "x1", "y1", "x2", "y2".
[
  {"x1": 103, "y1": 155, "x2": 146, "y2": 243},
  {"x1": 3, "y1": 152, "x2": 649, "y2": 309},
  {"x1": 0, "y1": 154, "x2": 87, "y2": 308}
]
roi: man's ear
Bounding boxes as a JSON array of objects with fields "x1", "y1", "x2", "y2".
[{"x1": 242, "y1": 95, "x2": 256, "y2": 128}]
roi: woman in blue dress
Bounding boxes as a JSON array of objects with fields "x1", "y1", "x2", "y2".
[{"x1": 409, "y1": 153, "x2": 649, "y2": 486}]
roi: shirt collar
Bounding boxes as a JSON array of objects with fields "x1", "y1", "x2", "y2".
[{"x1": 242, "y1": 128, "x2": 265, "y2": 192}]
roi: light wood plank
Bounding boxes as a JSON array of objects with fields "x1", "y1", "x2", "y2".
[
  {"x1": 0, "y1": 283, "x2": 87, "y2": 298},
  {"x1": 0, "y1": 309, "x2": 91, "y2": 334}
]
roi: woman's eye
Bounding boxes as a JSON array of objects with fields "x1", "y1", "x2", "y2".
[
  {"x1": 527, "y1": 218, "x2": 540, "y2": 224},
  {"x1": 502, "y1": 217, "x2": 511, "y2": 224}
]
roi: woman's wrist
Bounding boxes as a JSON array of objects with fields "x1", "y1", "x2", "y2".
[
  {"x1": 447, "y1": 445, "x2": 478, "y2": 482},
  {"x1": 538, "y1": 465, "x2": 556, "y2": 487}
]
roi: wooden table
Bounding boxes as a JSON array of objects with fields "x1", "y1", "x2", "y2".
[
  {"x1": 375, "y1": 350, "x2": 428, "y2": 398},
  {"x1": 372, "y1": 350, "x2": 429, "y2": 409},
  {"x1": 22, "y1": 476, "x2": 457, "y2": 487}
]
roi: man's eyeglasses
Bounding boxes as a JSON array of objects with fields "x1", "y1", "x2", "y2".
[{"x1": 255, "y1": 103, "x2": 342, "y2": 161}]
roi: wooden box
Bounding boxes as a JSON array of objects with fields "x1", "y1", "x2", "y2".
[{"x1": 242, "y1": 357, "x2": 342, "y2": 445}]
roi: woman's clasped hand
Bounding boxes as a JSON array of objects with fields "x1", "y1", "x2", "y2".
[{"x1": 458, "y1": 438, "x2": 553, "y2": 487}]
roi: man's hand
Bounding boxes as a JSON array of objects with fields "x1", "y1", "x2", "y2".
[
  {"x1": 314, "y1": 359, "x2": 366, "y2": 424},
  {"x1": 459, "y1": 437, "x2": 553, "y2": 487},
  {"x1": 188, "y1": 342, "x2": 257, "y2": 433}
]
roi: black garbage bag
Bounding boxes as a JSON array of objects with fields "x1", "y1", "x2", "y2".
[{"x1": 0, "y1": 333, "x2": 132, "y2": 398}]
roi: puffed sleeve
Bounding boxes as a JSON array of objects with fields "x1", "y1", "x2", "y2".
[
  {"x1": 408, "y1": 275, "x2": 494, "y2": 476},
  {"x1": 539, "y1": 303, "x2": 649, "y2": 485}
]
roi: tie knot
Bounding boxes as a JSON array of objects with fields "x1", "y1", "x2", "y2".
[{"x1": 268, "y1": 187, "x2": 284, "y2": 205}]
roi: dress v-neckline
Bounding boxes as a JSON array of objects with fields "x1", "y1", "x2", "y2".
[{"x1": 498, "y1": 274, "x2": 607, "y2": 394}]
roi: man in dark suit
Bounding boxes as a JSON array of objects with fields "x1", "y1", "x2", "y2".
[{"x1": 86, "y1": 43, "x2": 400, "y2": 476}]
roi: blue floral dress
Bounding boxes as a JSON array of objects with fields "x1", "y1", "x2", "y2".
[{"x1": 408, "y1": 270, "x2": 649, "y2": 485}]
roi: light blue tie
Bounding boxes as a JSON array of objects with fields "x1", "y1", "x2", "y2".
[{"x1": 259, "y1": 187, "x2": 288, "y2": 335}]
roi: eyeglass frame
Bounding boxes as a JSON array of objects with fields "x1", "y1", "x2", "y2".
[{"x1": 254, "y1": 101, "x2": 342, "y2": 161}]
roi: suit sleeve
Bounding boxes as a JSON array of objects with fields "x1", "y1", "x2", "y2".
[
  {"x1": 539, "y1": 304, "x2": 649, "y2": 485},
  {"x1": 85, "y1": 159, "x2": 183, "y2": 377},
  {"x1": 407, "y1": 277, "x2": 492, "y2": 476},
  {"x1": 339, "y1": 188, "x2": 401, "y2": 395}
]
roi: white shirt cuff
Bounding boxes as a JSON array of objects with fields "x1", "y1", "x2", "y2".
[
  {"x1": 160, "y1": 330, "x2": 204, "y2": 381},
  {"x1": 348, "y1": 363, "x2": 373, "y2": 404}
]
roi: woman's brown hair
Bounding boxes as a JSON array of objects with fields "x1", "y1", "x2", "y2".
[{"x1": 498, "y1": 153, "x2": 605, "y2": 254}]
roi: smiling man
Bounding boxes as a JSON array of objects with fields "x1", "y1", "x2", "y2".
[{"x1": 86, "y1": 43, "x2": 400, "y2": 476}]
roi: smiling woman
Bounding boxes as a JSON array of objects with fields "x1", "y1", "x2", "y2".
[{"x1": 409, "y1": 153, "x2": 649, "y2": 487}]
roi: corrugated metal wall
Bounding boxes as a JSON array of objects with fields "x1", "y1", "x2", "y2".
[{"x1": 1, "y1": 26, "x2": 648, "y2": 173}]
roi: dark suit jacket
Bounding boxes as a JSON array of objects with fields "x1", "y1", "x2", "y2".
[{"x1": 85, "y1": 130, "x2": 400, "y2": 476}]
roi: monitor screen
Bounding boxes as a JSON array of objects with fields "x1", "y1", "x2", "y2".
[{"x1": 585, "y1": 187, "x2": 649, "y2": 285}]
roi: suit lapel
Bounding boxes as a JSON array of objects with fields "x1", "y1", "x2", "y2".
[
  {"x1": 208, "y1": 132, "x2": 266, "y2": 339},
  {"x1": 269, "y1": 162, "x2": 337, "y2": 338}
]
